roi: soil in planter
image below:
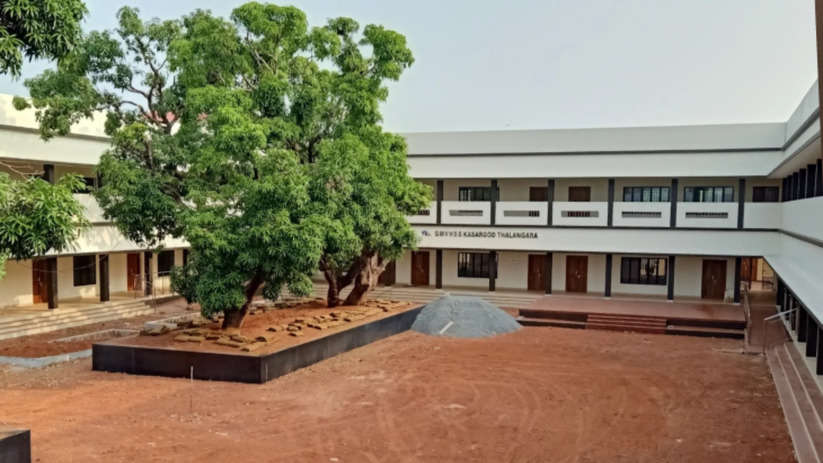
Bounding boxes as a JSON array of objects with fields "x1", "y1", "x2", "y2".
[{"x1": 107, "y1": 299, "x2": 418, "y2": 356}]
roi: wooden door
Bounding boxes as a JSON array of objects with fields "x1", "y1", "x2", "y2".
[
  {"x1": 411, "y1": 251, "x2": 430, "y2": 286},
  {"x1": 568, "y1": 186, "x2": 591, "y2": 202},
  {"x1": 379, "y1": 261, "x2": 396, "y2": 286},
  {"x1": 527, "y1": 254, "x2": 547, "y2": 291},
  {"x1": 701, "y1": 259, "x2": 727, "y2": 300},
  {"x1": 32, "y1": 260, "x2": 49, "y2": 303},
  {"x1": 565, "y1": 255, "x2": 588, "y2": 293},
  {"x1": 529, "y1": 187, "x2": 548, "y2": 202},
  {"x1": 127, "y1": 253, "x2": 141, "y2": 291}
]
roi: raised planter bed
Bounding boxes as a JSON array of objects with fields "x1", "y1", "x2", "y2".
[
  {"x1": 93, "y1": 304, "x2": 423, "y2": 383},
  {"x1": 0, "y1": 428, "x2": 30, "y2": 463}
]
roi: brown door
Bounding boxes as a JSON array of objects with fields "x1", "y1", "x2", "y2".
[
  {"x1": 127, "y1": 253, "x2": 141, "y2": 291},
  {"x1": 411, "y1": 251, "x2": 430, "y2": 286},
  {"x1": 527, "y1": 254, "x2": 547, "y2": 291},
  {"x1": 379, "y1": 261, "x2": 396, "y2": 286},
  {"x1": 565, "y1": 255, "x2": 588, "y2": 293},
  {"x1": 701, "y1": 259, "x2": 727, "y2": 300},
  {"x1": 568, "y1": 186, "x2": 591, "y2": 202},
  {"x1": 32, "y1": 260, "x2": 49, "y2": 303},
  {"x1": 529, "y1": 187, "x2": 548, "y2": 202}
]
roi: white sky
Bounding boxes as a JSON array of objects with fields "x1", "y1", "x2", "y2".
[{"x1": 0, "y1": 0, "x2": 817, "y2": 132}]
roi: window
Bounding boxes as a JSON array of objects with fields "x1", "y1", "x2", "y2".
[
  {"x1": 622, "y1": 186, "x2": 670, "y2": 202},
  {"x1": 78, "y1": 176, "x2": 96, "y2": 193},
  {"x1": 157, "y1": 250, "x2": 175, "y2": 274},
  {"x1": 457, "y1": 252, "x2": 491, "y2": 278},
  {"x1": 73, "y1": 255, "x2": 96, "y2": 286},
  {"x1": 620, "y1": 257, "x2": 667, "y2": 285},
  {"x1": 683, "y1": 186, "x2": 734, "y2": 202},
  {"x1": 752, "y1": 186, "x2": 780, "y2": 203},
  {"x1": 458, "y1": 186, "x2": 496, "y2": 201}
]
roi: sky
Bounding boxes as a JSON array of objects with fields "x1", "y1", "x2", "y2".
[{"x1": 0, "y1": 0, "x2": 817, "y2": 132}]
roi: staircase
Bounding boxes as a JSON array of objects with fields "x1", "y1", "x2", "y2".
[
  {"x1": 767, "y1": 342, "x2": 823, "y2": 463},
  {"x1": 0, "y1": 299, "x2": 155, "y2": 341},
  {"x1": 586, "y1": 313, "x2": 667, "y2": 334}
]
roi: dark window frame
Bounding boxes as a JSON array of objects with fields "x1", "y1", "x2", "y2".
[
  {"x1": 73, "y1": 255, "x2": 97, "y2": 287},
  {"x1": 457, "y1": 252, "x2": 491, "y2": 278},
  {"x1": 157, "y1": 250, "x2": 175, "y2": 275},
  {"x1": 622, "y1": 186, "x2": 670, "y2": 202},
  {"x1": 683, "y1": 186, "x2": 734, "y2": 203},
  {"x1": 752, "y1": 186, "x2": 780, "y2": 203},
  {"x1": 620, "y1": 257, "x2": 667, "y2": 286},
  {"x1": 458, "y1": 186, "x2": 497, "y2": 201}
]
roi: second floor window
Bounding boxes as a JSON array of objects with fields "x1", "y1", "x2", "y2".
[
  {"x1": 458, "y1": 186, "x2": 496, "y2": 201},
  {"x1": 683, "y1": 186, "x2": 734, "y2": 203},
  {"x1": 752, "y1": 186, "x2": 780, "y2": 203},
  {"x1": 623, "y1": 186, "x2": 670, "y2": 202}
]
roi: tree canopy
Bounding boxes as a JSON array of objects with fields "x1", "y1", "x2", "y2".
[
  {"x1": 18, "y1": 3, "x2": 430, "y2": 327},
  {"x1": 0, "y1": 0, "x2": 87, "y2": 76}
]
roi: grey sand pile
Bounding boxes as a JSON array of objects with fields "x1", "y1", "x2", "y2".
[{"x1": 411, "y1": 295, "x2": 521, "y2": 338}]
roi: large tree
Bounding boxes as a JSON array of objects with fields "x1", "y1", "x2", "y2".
[
  {"x1": 18, "y1": 3, "x2": 429, "y2": 326},
  {"x1": 0, "y1": 0, "x2": 87, "y2": 76}
]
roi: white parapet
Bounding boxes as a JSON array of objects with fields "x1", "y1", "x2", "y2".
[
  {"x1": 74, "y1": 194, "x2": 108, "y2": 224},
  {"x1": 496, "y1": 201, "x2": 548, "y2": 226},
  {"x1": 612, "y1": 202, "x2": 670, "y2": 228},
  {"x1": 552, "y1": 201, "x2": 608, "y2": 227},
  {"x1": 440, "y1": 201, "x2": 491, "y2": 225},
  {"x1": 782, "y1": 196, "x2": 823, "y2": 241},
  {"x1": 743, "y1": 203, "x2": 782, "y2": 229},
  {"x1": 405, "y1": 201, "x2": 437, "y2": 224},
  {"x1": 676, "y1": 202, "x2": 738, "y2": 229}
]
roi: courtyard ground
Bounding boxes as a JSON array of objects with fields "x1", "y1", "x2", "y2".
[{"x1": 0, "y1": 326, "x2": 794, "y2": 462}]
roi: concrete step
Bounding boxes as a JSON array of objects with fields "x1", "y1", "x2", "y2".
[
  {"x1": 666, "y1": 325, "x2": 744, "y2": 339},
  {"x1": 587, "y1": 315, "x2": 668, "y2": 328},
  {"x1": 0, "y1": 301, "x2": 151, "y2": 330},
  {"x1": 0, "y1": 304, "x2": 153, "y2": 335},
  {"x1": 0, "y1": 304, "x2": 154, "y2": 341},
  {"x1": 0, "y1": 298, "x2": 151, "y2": 325},
  {"x1": 516, "y1": 316, "x2": 586, "y2": 329},
  {"x1": 767, "y1": 343, "x2": 823, "y2": 463},
  {"x1": 585, "y1": 322, "x2": 667, "y2": 335}
]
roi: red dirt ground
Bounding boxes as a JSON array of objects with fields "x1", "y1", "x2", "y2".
[
  {"x1": 0, "y1": 327, "x2": 793, "y2": 462},
  {"x1": 117, "y1": 300, "x2": 417, "y2": 355}
]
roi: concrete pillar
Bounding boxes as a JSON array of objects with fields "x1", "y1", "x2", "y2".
[
  {"x1": 607, "y1": 179, "x2": 615, "y2": 227},
  {"x1": 670, "y1": 178, "x2": 678, "y2": 228},
  {"x1": 782, "y1": 177, "x2": 789, "y2": 202},
  {"x1": 817, "y1": 327, "x2": 823, "y2": 375},
  {"x1": 488, "y1": 251, "x2": 497, "y2": 292},
  {"x1": 800, "y1": 168, "x2": 808, "y2": 200},
  {"x1": 807, "y1": 317, "x2": 818, "y2": 357},
  {"x1": 435, "y1": 249, "x2": 443, "y2": 289},
  {"x1": 667, "y1": 255, "x2": 676, "y2": 301},
  {"x1": 733, "y1": 257, "x2": 742, "y2": 303},
  {"x1": 46, "y1": 257, "x2": 58, "y2": 309},
  {"x1": 809, "y1": 163, "x2": 818, "y2": 198},
  {"x1": 737, "y1": 178, "x2": 745, "y2": 229},
  {"x1": 544, "y1": 252, "x2": 552, "y2": 294},
  {"x1": 817, "y1": 159, "x2": 823, "y2": 196},
  {"x1": 490, "y1": 179, "x2": 498, "y2": 226},
  {"x1": 604, "y1": 254, "x2": 612, "y2": 297},
  {"x1": 98, "y1": 254, "x2": 110, "y2": 302},
  {"x1": 547, "y1": 179, "x2": 555, "y2": 226},
  {"x1": 144, "y1": 251, "x2": 153, "y2": 297},
  {"x1": 777, "y1": 279, "x2": 785, "y2": 309},
  {"x1": 435, "y1": 180, "x2": 443, "y2": 225},
  {"x1": 793, "y1": 172, "x2": 800, "y2": 200}
]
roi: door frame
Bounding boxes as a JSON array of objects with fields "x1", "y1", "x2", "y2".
[
  {"x1": 32, "y1": 259, "x2": 48, "y2": 304},
  {"x1": 527, "y1": 254, "x2": 547, "y2": 292},
  {"x1": 127, "y1": 253, "x2": 141, "y2": 292},
  {"x1": 701, "y1": 259, "x2": 727, "y2": 300},
  {"x1": 565, "y1": 255, "x2": 588, "y2": 293},
  {"x1": 411, "y1": 251, "x2": 430, "y2": 287}
]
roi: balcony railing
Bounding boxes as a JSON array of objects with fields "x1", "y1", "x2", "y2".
[
  {"x1": 676, "y1": 202, "x2": 738, "y2": 228},
  {"x1": 553, "y1": 202, "x2": 608, "y2": 227},
  {"x1": 496, "y1": 201, "x2": 548, "y2": 226},
  {"x1": 406, "y1": 201, "x2": 438, "y2": 225},
  {"x1": 612, "y1": 202, "x2": 670, "y2": 228},
  {"x1": 743, "y1": 203, "x2": 782, "y2": 229},
  {"x1": 440, "y1": 201, "x2": 491, "y2": 225}
]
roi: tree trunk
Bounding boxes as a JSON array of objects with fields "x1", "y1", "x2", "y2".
[
  {"x1": 325, "y1": 270, "x2": 341, "y2": 308},
  {"x1": 221, "y1": 274, "x2": 264, "y2": 329},
  {"x1": 343, "y1": 254, "x2": 387, "y2": 306}
]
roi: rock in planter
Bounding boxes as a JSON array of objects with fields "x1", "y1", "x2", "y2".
[
  {"x1": 215, "y1": 338, "x2": 243, "y2": 348},
  {"x1": 241, "y1": 342, "x2": 267, "y2": 352}
]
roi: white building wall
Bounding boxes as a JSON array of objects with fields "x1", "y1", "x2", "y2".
[
  {"x1": 0, "y1": 260, "x2": 34, "y2": 308},
  {"x1": 57, "y1": 255, "x2": 98, "y2": 300}
]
